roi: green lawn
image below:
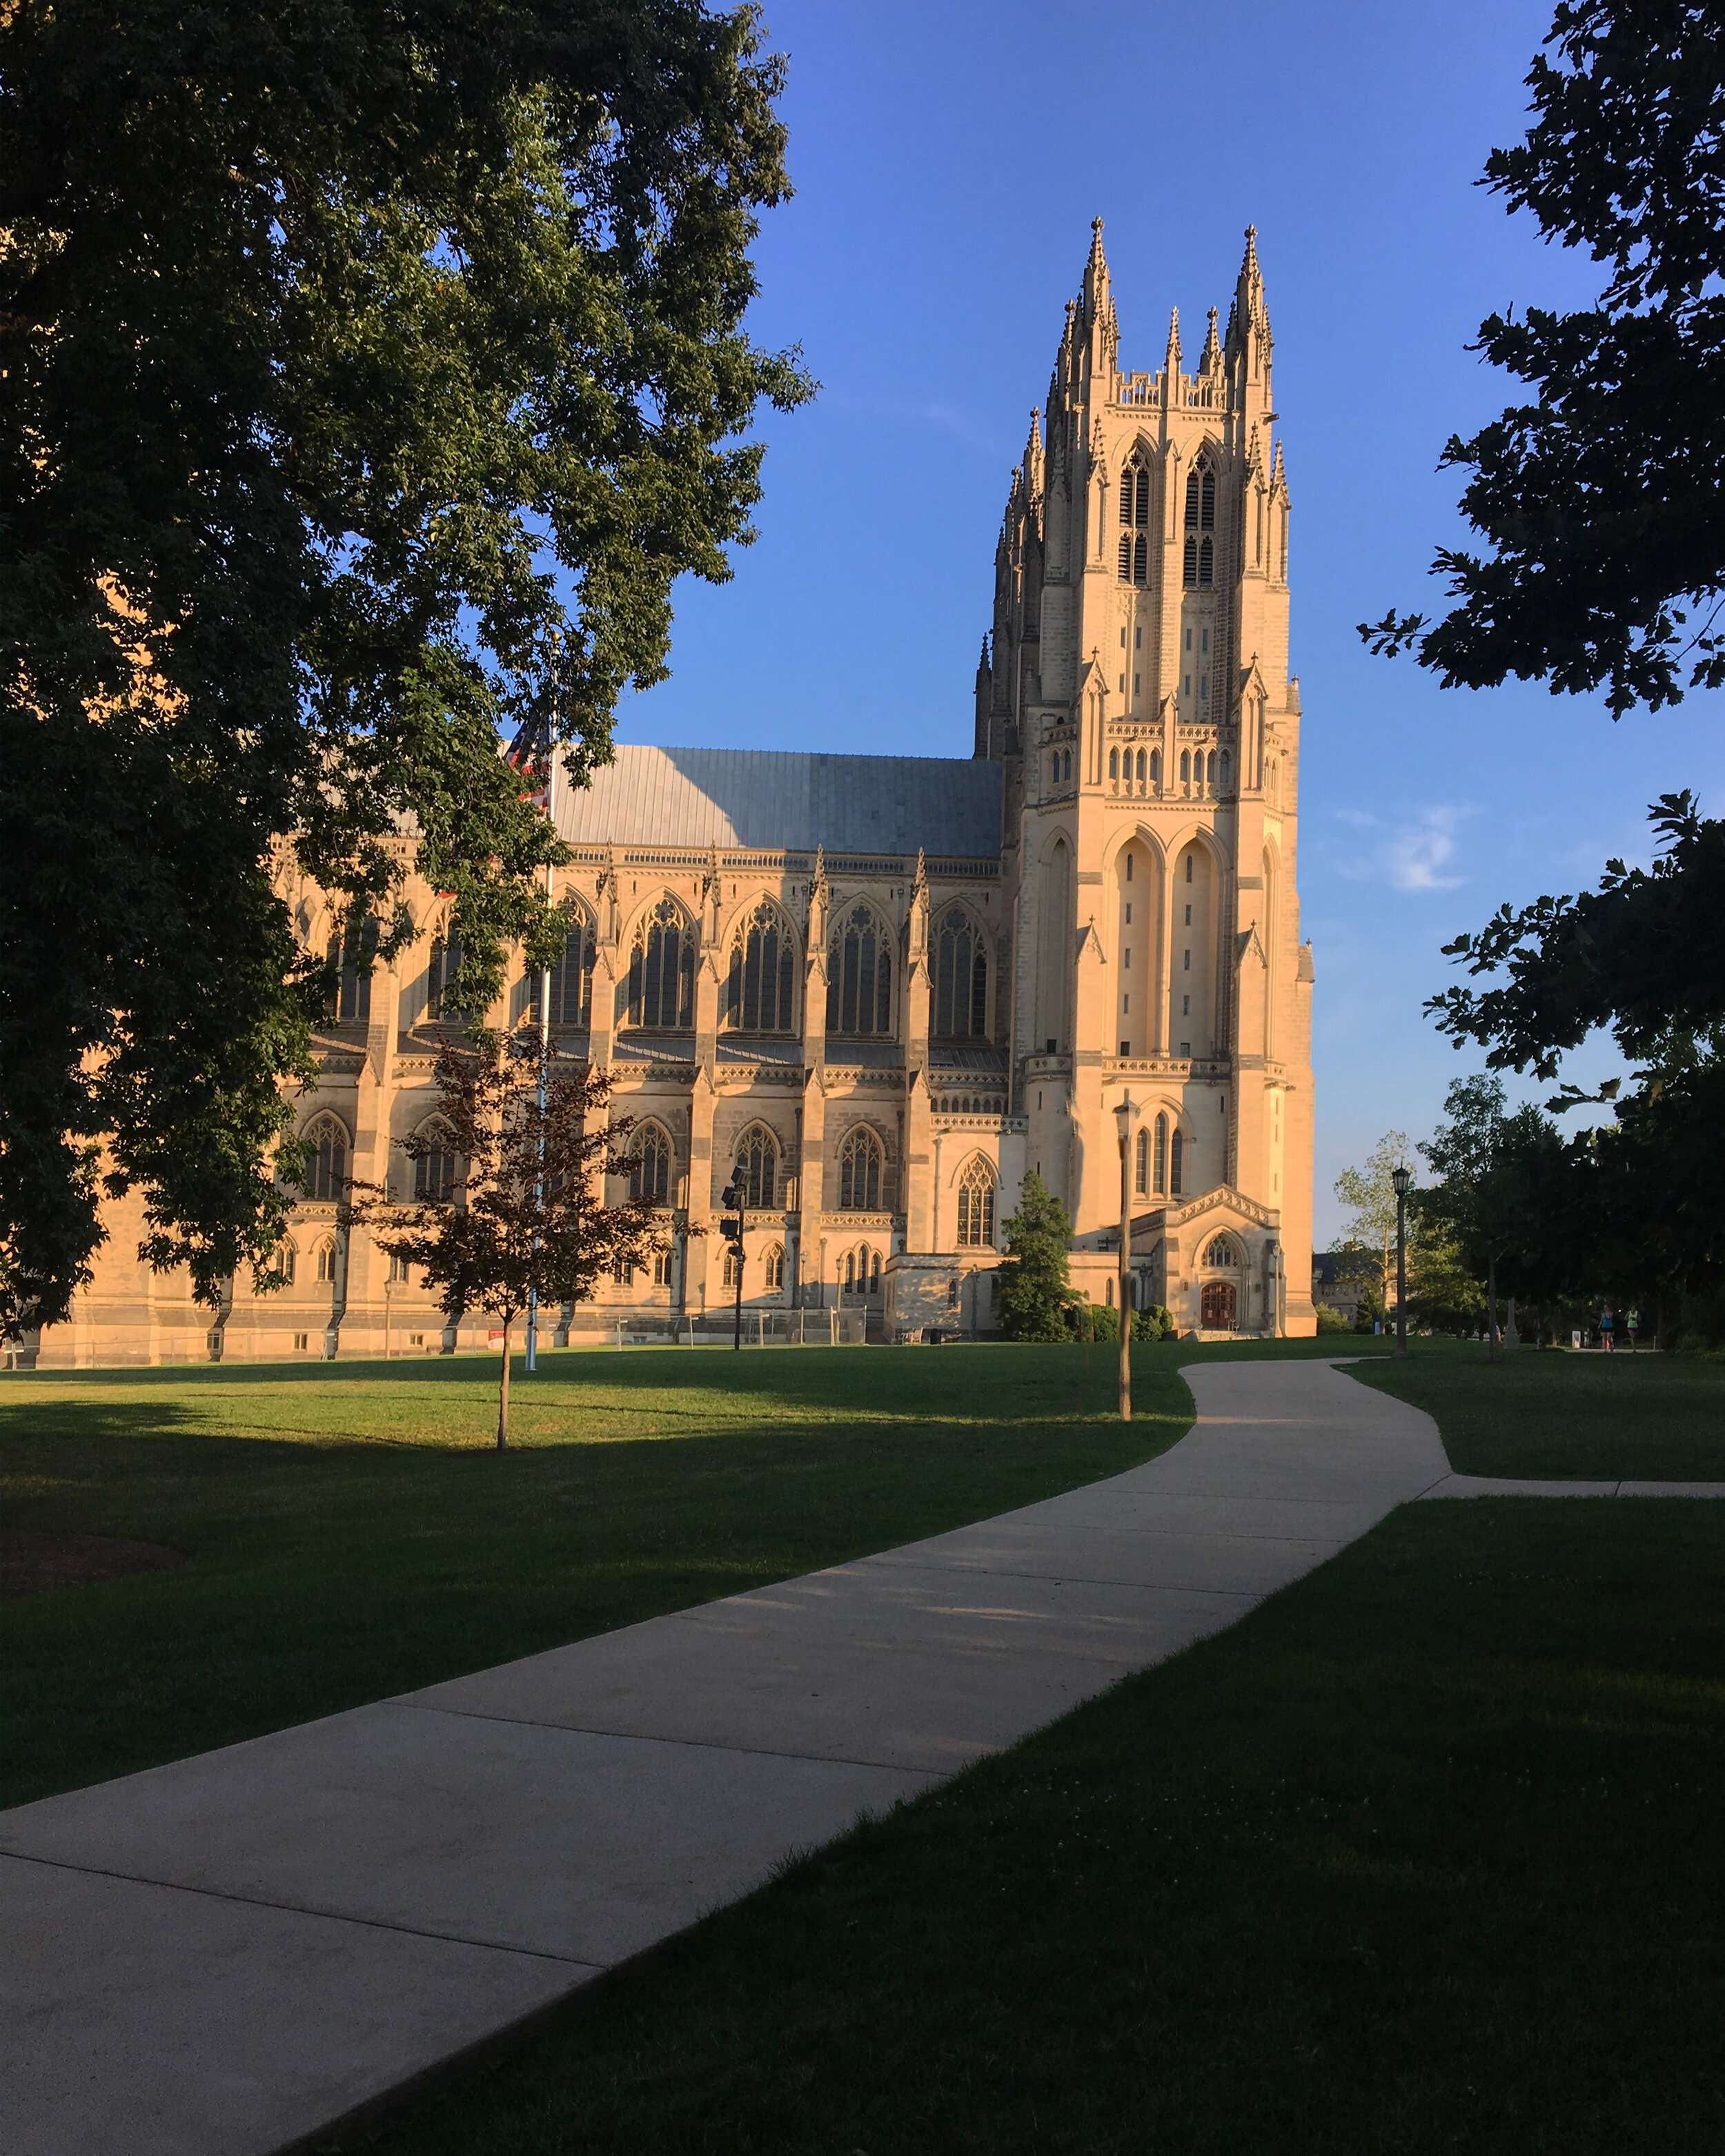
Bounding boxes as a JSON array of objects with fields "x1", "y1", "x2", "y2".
[
  {"x1": 1352, "y1": 1341, "x2": 1725, "y2": 1478},
  {"x1": 1, "y1": 1338, "x2": 1355, "y2": 1808},
  {"x1": 10, "y1": 1338, "x2": 1725, "y2": 2148},
  {"x1": 363, "y1": 1494, "x2": 1725, "y2": 2156}
]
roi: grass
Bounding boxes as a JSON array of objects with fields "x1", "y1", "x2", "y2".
[
  {"x1": 1352, "y1": 1341, "x2": 1725, "y2": 1478},
  {"x1": 357, "y1": 1494, "x2": 1725, "y2": 2156},
  {"x1": 0, "y1": 1336, "x2": 1360, "y2": 1808},
  {"x1": 11, "y1": 1337, "x2": 1725, "y2": 2147}
]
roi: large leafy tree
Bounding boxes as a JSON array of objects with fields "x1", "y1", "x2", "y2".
[
  {"x1": 0, "y1": 0, "x2": 810, "y2": 1337},
  {"x1": 1361, "y1": 0, "x2": 1725, "y2": 713},
  {"x1": 1415, "y1": 1074, "x2": 1569, "y2": 1351},
  {"x1": 1358, "y1": 1, "x2": 1725, "y2": 1304}
]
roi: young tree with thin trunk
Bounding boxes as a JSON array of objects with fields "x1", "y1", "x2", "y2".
[
  {"x1": 1332, "y1": 1131, "x2": 1414, "y2": 1320},
  {"x1": 354, "y1": 1039, "x2": 660, "y2": 1448}
]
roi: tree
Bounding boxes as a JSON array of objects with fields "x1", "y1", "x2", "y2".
[
  {"x1": 1332, "y1": 1131, "x2": 1413, "y2": 1317},
  {"x1": 0, "y1": 0, "x2": 812, "y2": 1339},
  {"x1": 996, "y1": 1172, "x2": 1078, "y2": 1343},
  {"x1": 355, "y1": 1038, "x2": 660, "y2": 1447},
  {"x1": 1415, "y1": 1076, "x2": 1568, "y2": 1351},
  {"x1": 1354, "y1": 5, "x2": 1725, "y2": 1298},
  {"x1": 1360, "y1": 1, "x2": 1725, "y2": 715}
]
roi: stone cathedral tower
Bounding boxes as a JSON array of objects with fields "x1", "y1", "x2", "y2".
[{"x1": 977, "y1": 222, "x2": 1317, "y2": 1336}]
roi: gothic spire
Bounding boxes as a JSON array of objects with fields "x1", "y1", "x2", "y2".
[
  {"x1": 1023, "y1": 407, "x2": 1044, "y2": 496},
  {"x1": 1200, "y1": 306, "x2": 1223, "y2": 375},
  {"x1": 1226, "y1": 223, "x2": 1272, "y2": 376},
  {"x1": 1164, "y1": 305, "x2": 1181, "y2": 380},
  {"x1": 1079, "y1": 217, "x2": 1118, "y2": 376}
]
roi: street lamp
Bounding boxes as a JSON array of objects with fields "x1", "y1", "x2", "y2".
[
  {"x1": 1113, "y1": 1094, "x2": 1137, "y2": 1421},
  {"x1": 1390, "y1": 1163, "x2": 1412, "y2": 1358},
  {"x1": 720, "y1": 1179, "x2": 745, "y2": 1350}
]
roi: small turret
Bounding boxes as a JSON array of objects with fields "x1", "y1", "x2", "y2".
[
  {"x1": 1163, "y1": 305, "x2": 1182, "y2": 386},
  {"x1": 1022, "y1": 408, "x2": 1044, "y2": 500},
  {"x1": 1078, "y1": 217, "x2": 1118, "y2": 382},
  {"x1": 1225, "y1": 224, "x2": 1272, "y2": 387},
  {"x1": 1199, "y1": 305, "x2": 1223, "y2": 377}
]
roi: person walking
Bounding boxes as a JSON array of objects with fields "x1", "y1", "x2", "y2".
[
  {"x1": 1626, "y1": 1305, "x2": 1640, "y2": 1352},
  {"x1": 1599, "y1": 1305, "x2": 1615, "y2": 1353}
]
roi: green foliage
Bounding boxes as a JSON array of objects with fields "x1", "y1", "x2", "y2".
[
  {"x1": 354, "y1": 1039, "x2": 661, "y2": 1445},
  {"x1": 0, "y1": 0, "x2": 811, "y2": 1336},
  {"x1": 1135, "y1": 1303, "x2": 1174, "y2": 1343},
  {"x1": 995, "y1": 1171, "x2": 1076, "y2": 1343},
  {"x1": 1359, "y1": 1, "x2": 1725, "y2": 715},
  {"x1": 1332, "y1": 1133, "x2": 1412, "y2": 1309},
  {"x1": 1313, "y1": 1302, "x2": 1352, "y2": 1335}
]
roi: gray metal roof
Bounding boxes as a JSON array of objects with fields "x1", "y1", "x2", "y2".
[{"x1": 555, "y1": 746, "x2": 1001, "y2": 858}]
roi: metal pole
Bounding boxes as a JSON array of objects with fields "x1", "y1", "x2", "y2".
[
  {"x1": 1394, "y1": 1184, "x2": 1408, "y2": 1358},
  {"x1": 526, "y1": 671, "x2": 558, "y2": 1377},
  {"x1": 732, "y1": 1194, "x2": 745, "y2": 1349},
  {"x1": 1118, "y1": 1124, "x2": 1132, "y2": 1422}
]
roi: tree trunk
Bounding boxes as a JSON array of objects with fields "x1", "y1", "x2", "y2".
[
  {"x1": 1486, "y1": 1253, "x2": 1498, "y2": 1363},
  {"x1": 497, "y1": 1316, "x2": 512, "y2": 1450}
]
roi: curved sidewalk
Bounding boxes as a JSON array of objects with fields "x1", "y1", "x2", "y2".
[{"x1": 3, "y1": 1358, "x2": 1715, "y2": 2156}]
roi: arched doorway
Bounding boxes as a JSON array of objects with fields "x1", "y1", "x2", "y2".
[{"x1": 1201, "y1": 1278, "x2": 1236, "y2": 1331}]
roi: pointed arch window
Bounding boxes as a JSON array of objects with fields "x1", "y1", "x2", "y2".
[
  {"x1": 426, "y1": 929, "x2": 461, "y2": 1022},
  {"x1": 302, "y1": 1115, "x2": 348, "y2": 1203},
  {"x1": 518, "y1": 913, "x2": 596, "y2": 1031},
  {"x1": 549, "y1": 916, "x2": 596, "y2": 1028},
  {"x1": 1203, "y1": 1236, "x2": 1237, "y2": 1268},
  {"x1": 1108, "y1": 748, "x2": 1118, "y2": 782},
  {"x1": 1117, "y1": 452, "x2": 1150, "y2": 582},
  {"x1": 956, "y1": 1160, "x2": 996, "y2": 1247},
  {"x1": 314, "y1": 1237, "x2": 338, "y2": 1285},
  {"x1": 725, "y1": 902, "x2": 796, "y2": 1032},
  {"x1": 764, "y1": 1243, "x2": 785, "y2": 1292},
  {"x1": 1134, "y1": 1127, "x2": 1148, "y2": 1196},
  {"x1": 629, "y1": 1123, "x2": 673, "y2": 1205},
  {"x1": 268, "y1": 1241, "x2": 296, "y2": 1285},
  {"x1": 1171, "y1": 1128, "x2": 1184, "y2": 1196},
  {"x1": 1219, "y1": 748, "x2": 1232, "y2": 794},
  {"x1": 1183, "y1": 454, "x2": 1217, "y2": 587},
  {"x1": 838, "y1": 1126, "x2": 883, "y2": 1210},
  {"x1": 1150, "y1": 747, "x2": 1162, "y2": 787},
  {"x1": 331, "y1": 918, "x2": 379, "y2": 1025},
  {"x1": 411, "y1": 1118, "x2": 458, "y2": 1205},
  {"x1": 827, "y1": 904, "x2": 894, "y2": 1038},
  {"x1": 628, "y1": 899, "x2": 695, "y2": 1029},
  {"x1": 1152, "y1": 1113, "x2": 1168, "y2": 1196},
  {"x1": 933, "y1": 908, "x2": 988, "y2": 1040},
  {"x1": 733, "y1": 1125, "x2": 778, "y2": 1211}
]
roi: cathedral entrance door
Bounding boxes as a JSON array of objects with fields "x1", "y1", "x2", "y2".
[{"x1": 1201, "y1": 1279, "x2": 1236, "y2": 1332}]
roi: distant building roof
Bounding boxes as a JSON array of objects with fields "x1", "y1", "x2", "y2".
[{"x1": 553, "y1": 745, "x2": 1001, "y2": 858}]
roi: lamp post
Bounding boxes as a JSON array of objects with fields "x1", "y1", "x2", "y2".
[
  {"x1": 1390, "y1": 1163, "x2": 1412, "y2": 1358},
  {"x1": 1113, "y1": 1094, "x2": 1137, "y2": 1421},
  {"x1": 721, "y1": 1179, "x2": 745, "y2": 1349}
]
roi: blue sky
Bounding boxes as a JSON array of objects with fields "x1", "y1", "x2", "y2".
[{"x1": 619, "y1": 0, "x2": 1725, "y2": 1245}]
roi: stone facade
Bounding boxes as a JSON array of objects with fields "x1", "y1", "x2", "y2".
[{"x1": 36, "y1": 224, "x2": 1314, "y2": 1367}]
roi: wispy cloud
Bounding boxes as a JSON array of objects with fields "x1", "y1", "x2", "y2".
[
  {"x1": 1332, "y1": 804, "x2": 1473, "y2": 892},
  {"x1": 821, "y1": 388, "x2": 1012, "y2": 460}
]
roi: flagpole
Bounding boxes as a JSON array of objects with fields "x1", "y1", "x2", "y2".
[{"x1": 525, "y1": 639, "x2": 558, "y2": 1376}]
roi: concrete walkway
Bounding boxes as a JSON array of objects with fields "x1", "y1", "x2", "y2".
[{"x1": 3, "y1": 1358, "x2": 1719, "y2": 2156}]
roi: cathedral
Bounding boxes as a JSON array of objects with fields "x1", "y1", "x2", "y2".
[{"x1": 37, "y1": 224, "x2": 1315, "y2": 1367}]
